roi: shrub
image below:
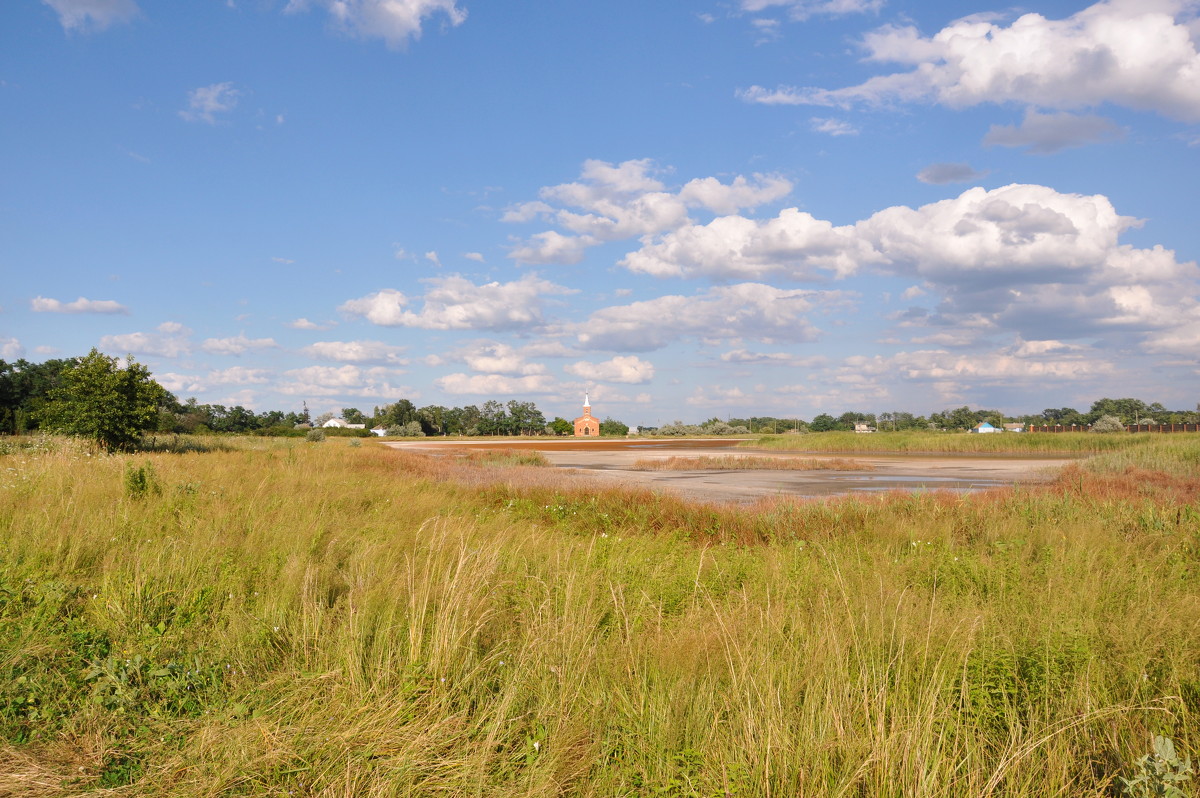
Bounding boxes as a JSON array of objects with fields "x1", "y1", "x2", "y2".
[
  {"x1": 1091, "y1": 414, "x2": 1127, "y2": 433},
  {"x1": 305, "y1": 428, "x2": 326, "y2": 442}
]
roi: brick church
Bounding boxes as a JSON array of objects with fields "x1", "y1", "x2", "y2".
[{"x1": 573, "y1": 392, "x2": 600, "y2": 437}]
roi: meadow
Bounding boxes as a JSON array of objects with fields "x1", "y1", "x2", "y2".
[{"x1": 1, "y1": 433, "x2": 1198, "y2": 796}]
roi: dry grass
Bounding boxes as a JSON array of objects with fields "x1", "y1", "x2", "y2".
[
  {"x1": 1, "y1": 435, "x2": 1198, "y2": 795},
  {"x1": 631, "y1": 454, "x2": 873, "y2": 471}
]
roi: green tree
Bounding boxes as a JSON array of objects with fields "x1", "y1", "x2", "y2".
[
  {"x1": 40, "y1": 349, "x2": 169, "y2": 451},
  {"x1": 549, "y1": 416, "x2": 573, "y2": 436},
  {"x1": 810, "y1": 413, "x2": 837, "y2": 432},
  {"x1": 599, "y1": 417, "x2": 629, "y2": 436}
]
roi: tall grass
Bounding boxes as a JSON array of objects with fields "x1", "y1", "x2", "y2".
[
  {"x1": 746, "y1": 430, "x2": 1161, "y2": 454},
  {"x1": 0, "y1": 437, "x2": 1197, "y2": 795}
]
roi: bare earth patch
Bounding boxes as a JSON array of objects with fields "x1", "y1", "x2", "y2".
[
  {"x1": 383, "y1": 438, "x2": 1075, "y2": 504},
  {"x1": 632, "y1": 455, "x2": 872, "y2": 472}
]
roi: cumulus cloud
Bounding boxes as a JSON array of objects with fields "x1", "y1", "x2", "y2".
[
  {"x1": 575, "y1": 283, "x2": 841, "y2": 351},
  {"x1": 621, "y1": 207, "x2": 875, "y2": 280},
  {"x1": 565, "y1": 355, "x2": 656, "y2": 384},
  {"x1": 207, "y1": 366, "x2": 270, "y2": 385},
  {"x1": 42, "y1": 0, "x2": 138, "y2": 32},
  {"x1": 284, "y1": 0, "x2": 466, "y2": 48},
  {"x1": 201, "y1": 334, "x2": 277, "y2": 355},
  {"x1": 31, "y1": 296, "x2": 129, "y2": 314},
  {"x1": 613, "y1": 178, "x2": 1199, "y2": 348},
  {"x1": 157, "y1": 372, "x2": 205, "y2": 394},
  {"x1": 983, "y1": 110, "x2": 1124, "y2": 154},
  {"x1": 1, "y1": 337, "x2": 25, "y2": 359},
  {"x1": 179, "y1": 82, "x2": 241, "y2": 124},
  {"x1": 506, "y1": 159, "x2": 792, "y2": 264},
  {"x1": 456, "y1": 342, "x2": 546, "y2": 376},
  {"x1": 434, "y1": 373, "x2": 556, "y2": 395},
  {"x1": 99, "y1": 322, "x2": 192, "y2": 358},
  {"x1": 740, "y1": 0, "x2": 1200, "y2": 121},
  {"x1": 279, "y1": 365, "x2": 413, "y2": 398},
  {"x1": 339, "y1": 274, "x2": 575, "y2": 331},
  {"x1": 916, "y1": 162, "x2": 987, "y2": 184},
  {"x1": 302, "y1": 340, "x2": 407, "y2": 364}
]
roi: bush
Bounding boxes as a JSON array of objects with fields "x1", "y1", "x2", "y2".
[
  {"x1": 386, "y1": 421, "x2": 425, "y2": 437},
  {"x1": 1091, "y1": 414, "x2": 1127, "y2": 434},
  {"x1": 305, "y1": 429, "x2": 326, "y2": 442}
]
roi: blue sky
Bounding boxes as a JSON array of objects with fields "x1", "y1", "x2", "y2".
[{"x1": 3, "y1": 0, "x2": 1199, "y2": 425}]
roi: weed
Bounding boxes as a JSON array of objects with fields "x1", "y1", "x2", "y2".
[
  {"x1": 1122, "y1": 735, "x2": 1194, "y2": 797},
  {"x1": 123, "y1": 461, "x2": 161, "y2": 499}
]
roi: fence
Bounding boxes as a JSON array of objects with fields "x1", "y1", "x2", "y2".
[{"x1": 1025, "y1": 424, "x2": 1200, "y2": 433}]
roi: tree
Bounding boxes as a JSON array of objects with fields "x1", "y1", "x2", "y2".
[
  {"x1": 599, "y1": 417, "x2": 629, "y2": 436},
  {"x1": 1091, "y1": 414, "x2": 1126, "y2": 433},
  {"x1": 549, "y1": 417, "x2": 573, "y2": 436},
  {"x1": 810, "y1": 413, "x2": 837, "y2": 432},
  {"x1": 342, "y1": 407, "x2": 367, "y2": 425},
  {"x1": 40, "y1": 349, "x2": 168, "y2": 451}
]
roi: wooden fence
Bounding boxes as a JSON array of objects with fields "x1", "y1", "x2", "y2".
[{"x1": 1025, "y1": 424, "x2": 1200, "y2": 433}]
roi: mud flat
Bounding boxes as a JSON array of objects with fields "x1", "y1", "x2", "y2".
[{"x1": 384, "y1": 438, "x2": 1076, "y2": 503}]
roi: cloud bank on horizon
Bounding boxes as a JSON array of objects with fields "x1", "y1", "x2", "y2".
[{"x1": 4, "y1": 0, "x2": 1198, "y2": 422}]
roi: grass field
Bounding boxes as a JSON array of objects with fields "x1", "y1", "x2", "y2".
[
  {"x1": 745, "y1": 430, "x2": 1160, "y2": 454},
  {"x1": 2, "y1": 434, "x2": 1199, "y2": 796}
]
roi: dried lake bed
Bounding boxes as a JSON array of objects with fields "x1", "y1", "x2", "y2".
[{"x1": 384, "y1": 437, "x2": 1076, "y2": 503}]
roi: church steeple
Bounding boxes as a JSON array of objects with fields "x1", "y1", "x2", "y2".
[{"x1": 583, "y1": 391, "x2": 590, "y2": 409}]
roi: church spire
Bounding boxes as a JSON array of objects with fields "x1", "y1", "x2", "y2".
[{"x1": 584, "y1": 391, "x2": 590, "y2": 409}]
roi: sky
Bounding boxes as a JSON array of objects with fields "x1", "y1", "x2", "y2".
[{"x1": 3, "y1": 0, "x2": 1199, "y2": 426}]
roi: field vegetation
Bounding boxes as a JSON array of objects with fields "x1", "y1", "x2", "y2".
[
  {"x1": 1, "y1": 433, "x2": 1198, "y2": 796},
  {"x1": 747, "y1": 430, "x2": 1159, "y2": 455}
]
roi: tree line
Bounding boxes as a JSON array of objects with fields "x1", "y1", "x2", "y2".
[{"x1": 2, "y1": 352, "x2": 1195, "y2": 450}]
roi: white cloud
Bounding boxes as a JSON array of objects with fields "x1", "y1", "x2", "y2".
[
  {"x1": 279, "y1": 365, "x2": 413, "y2": 398},
  {"x1": 847, "y1": 349, "x2": 1114, "y2": 382},
  {"x1": 1, "y1": 337, "x2": 25, "y2": 359},
  {"x1": 284, "y1": 0, "x2": 466, "y2": 48},
  {"x1": 339, "y1": 274, "x2": 575, "y2": 331},
  {"x1": 286, "y1": 318, "x2": 333, "y2": 330},
  {"x1": 302, "y1": 340, "x2": 407, "y2": 364},
  {"x1": 685, "y1": 385, "x2": 752, "y2": 407},
  {"x1": 157, "y1": 372, "x2": 205, "y2": 394},
  {"x1": 720, "y1": 349, "x2": 826, "y2": 367},
  {"x1": 983, "y1": 110, "x2": 1124, "y2": 154},
  {"x1": 31, "y1": 296, "x2": 129, "y2": 314},
  {"x1": 100, "y1": 322, "x2": 192, "y2": 358},
  {"x1": 272, "y1": 256, "x2": 295, "y2": 264},
  {"x1": 207, "y1": 366, "x2": 271, "y2": 384},
  {"x1": 179, "y1": 82, "x2": 241, "y2": 124},
  {"x1": 434, "y1": 373, "x2": 556, "y2": 395},
  {"x1": 740, "y1": 1, "x2": 1200, "y2": 121},
  {"x1": 565, "y1": 355, "x2": 656, "y2": 384},
  {"x1": 740, "y1": 0, "x2": 884, "y2": 21},
  {"x1": 575, "y1": 283, "x2": 841, "y2": 351},
  {"x1": 916, "y1": 162, "x2": 987, "y2": 184},
  {"x1": 457, "y1": 342, "x2": 546, "y2": 376},
  {"x1": 507, "y1": 159, "x2": 792, "y2": 264},
  {"x1": 41, "y1": 0, "x2": 138, "y2": 32},
  {"x1": 463, "y1": 251, "x2": 485, "y2": 262},
  {"x1": 621, "y1": 207, "x2": 873, "y2": 280},
  {"x1": 200, "y1": 334, "x2": 277, "y2": 355},
  {"x1": 901, "y1": 284, "x2": 927, "y2": 299},
  {"x1": 424, "y1": 250, "x2": 441, "y2": 266},
  {"x1": 810, "y1": 117, "x2": 858, "y2": 136}
]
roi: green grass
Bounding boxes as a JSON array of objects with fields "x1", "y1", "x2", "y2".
[
  {"x1": 0, "y1": 436, "x2": 1198, "y2": 795},
  {"x1": 745, "y1": 429, "x2": 1163, "y2": 454}
]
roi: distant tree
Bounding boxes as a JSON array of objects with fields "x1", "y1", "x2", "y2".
[
  {"x1": 810, "y1": 413, "x2": 837, "y2": 432},
  {"x1": 417, "y1": 405, "x2": 448, "y2": 436},
  {"x1": 313, "y1": 411, "x2": 335, "y2": 427},
  {"x1": 550, "y1": 417, "x2": 572, "y2": 436},
  {"x1": 40, "y1": 349, "x2": 169, "y2": 451},
  {"x1": 599, "y1": 417, "x2": 629, "y2": 436},
  {"x1": 342, "y1": 407, "x2": 367, "y2": 425},
  {"x1": 380, "y1": 399, "x2": 418, "y2": 428}
]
